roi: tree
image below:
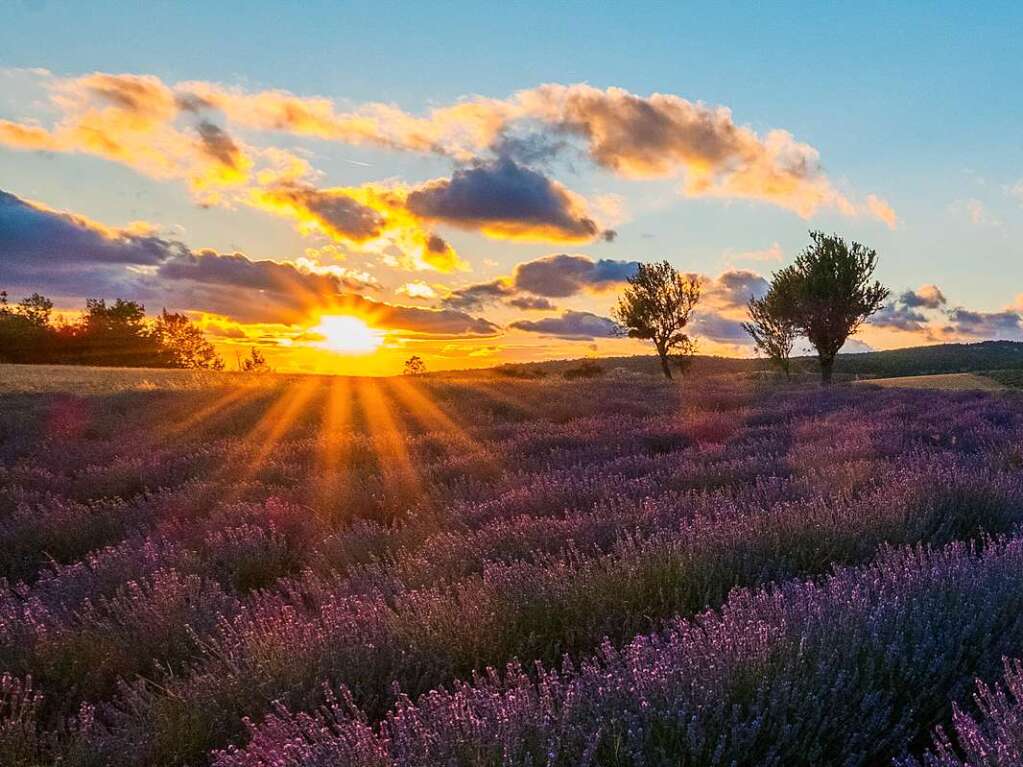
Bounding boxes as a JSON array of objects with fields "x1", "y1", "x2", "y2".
[
  {"x1": 612, "y1": 261, "x2": 701, "y2": 380},
  {"x1": 80, "y1": 298, "x2": 160, "y2": 366},
  {"x1": 17, "y1": 294, "x2": 53, "y2": 328},
  {"x1": 403, "y1": 355, "x2": 426, "y2": 376},
  {"x1": 0, "y1": 291, "x2": 57, "y2": 363},
  {"x1": 742, "y1": 285, "x2": 798, "y2": 380},
  {"x1": 240, "y1": 347, "x2": 269, "y2": 373},
  {"x1": 153, "y1": 310, "x2": 224, "y2": 370},
  {"x1": 768, "y1": 232, "x2": 888, "y2": 385}
]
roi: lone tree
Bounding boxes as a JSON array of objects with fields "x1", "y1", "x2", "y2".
[
  {"x1": 403, "y1": 355, "x2": 426, "y2": 376},
  {"x1": 742, "y1": 284, "x2": 798, "y2": 380},
  {"x1": 613, "y1": 261, "x2": 700, "y2": 380},
  {"x1": 762, "y1": 232, "x2": 888, "y2": 385},
  {"x1": 239, "y1": 347, "x2": 269, "y2": 373}
]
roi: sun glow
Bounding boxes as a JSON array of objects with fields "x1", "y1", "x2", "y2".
[{"x1": 310, "y1": 314, "x2": 384, "y2": 355}]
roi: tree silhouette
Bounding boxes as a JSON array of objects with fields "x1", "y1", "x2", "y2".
[
  {"x1": 403, "y1": 355, "x2": 426, "y2": 376},
  {"x1": 767, "y1": 232, "x2": 889, "y2": 384},
  {"x1": 240, "y1": 347, "x2": 269, "y2": 373},
  {"x1": 154, "y1": 310, "x2": 224, "y2": 370},
  {"x1": 0, "y1": 290, "x2": 226, "y2": 369},
  {"x1": 613, "y1": 261, "x2": 701, "y2": 380}
]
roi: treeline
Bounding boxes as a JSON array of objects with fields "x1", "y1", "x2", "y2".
[{"x1": 0, "y1": 291, "x2": 224, "y2": 369}]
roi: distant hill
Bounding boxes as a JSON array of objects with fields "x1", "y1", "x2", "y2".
[{"x1": 488, "y1": 341, "x2": 1023, "y2": 380}]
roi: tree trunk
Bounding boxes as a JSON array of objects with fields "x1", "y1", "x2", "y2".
[
  {"x1": 819, "y1": 355, "x2": 834, "y2": 386},
  {"x1": 658, "y1": 351, "x2": 673, "y2": 380}
]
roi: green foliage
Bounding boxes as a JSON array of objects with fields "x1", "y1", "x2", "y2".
[
  {"x1": 613, "y1": 261, "x2": 701, "y2": 380},
  {"x1": 766, "y1": 232, "x2": 889, "y2": 384},
  {"x1": 0, "y1": 290, "x2": 224, "y2": 370},
  {"x1": 743, "y1": 283, "x2": 799, "y2": 379}
]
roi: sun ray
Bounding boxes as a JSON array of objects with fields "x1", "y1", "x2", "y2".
[
  {"x1": 212, "y1": 379, "x2": 321, "y2": 505},
  {"x1": 355, "y1": 377, "x2": 420, "y2": 505},
  {"x1": 312, "y1": 376, "x2": 354, "y2": 516},
  {"x1": 385, "y1": 376, "x2": 478, "y2": 450},
  {"x1": 159, "y1": 382, "x2": 264, "y2": 438}
]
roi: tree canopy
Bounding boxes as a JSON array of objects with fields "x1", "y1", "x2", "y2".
[
  {"x1": 751, "y1": 232, "x2": 888, "y2": 384},
  {"x1": 0, "y1": 291, "x2": 224, "y2": 370},
  {"x1": 612, "y1": 261, "x2": 701, "y2": 380}
]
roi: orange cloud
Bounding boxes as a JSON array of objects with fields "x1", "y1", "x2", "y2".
[
  {"x1": 0, "y1": 71, "x2": 898, "y2": 253},
  {"x1": 865, "y1": 194, "x2": 899, "y2": 229},
  {"x1": 249, "y1": 182, "x2": 467, "y2": 273},
  {"x1": 178, "y1": 80, "x2": 517, "y2": 160},
  {"x1": 0, "y1": 73, "x2": 254, "y2": 203}
]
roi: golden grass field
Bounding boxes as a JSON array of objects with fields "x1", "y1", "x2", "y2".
[{"x1": 859, "y1": 372, "x2": 1006, "y2": 391}]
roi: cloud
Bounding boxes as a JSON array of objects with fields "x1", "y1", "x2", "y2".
[
  {"x1": 900, "y1": 284, "x2": 946, "y2": 309},
  {"x1": 507, "y1": 295, "x2": 556, "y2": 310},
  {"x1": 195, "y1": 120, "x2": 246, "y2": 171},
  {"x1": 0, "y1": 73, "x2": 254, "y2": 202},
  {"x1": 870, "y1": 284, "x2": 948, "y2": 333},
  {"x1": 510, "y1": 310, "x2": 619, "y2": 340},
  {"x1": 0, "y1": 189, "x2": 184, "y2": 266},
  {"x1": 0, "y1": 72, "x2": 890, "y2": 224},
  {"x1": 1009, "y1": 180, "x2": 1023, "y2": 205},
  {"x1": 440, "y1": 253, "x2": 638, "y2": 312},
  {"x1": 396, "y1": 281, "x2": 437, "y2": 300},
  {"x1": 865, "y1": 194, "x2": 899, "y2": 229},
  {"x1": 871, "y1": 303, "x2": 929, "y2": 332},
  {"x1": 0, "y1": 188, "x2": 494, "y2": 334},
  {"x1": 703, "y1": 269, "x2": 769, "y2": 308},
  {"x1": 949, "y1": 198, "x2": 1000, "y2": 227},
  {"x1": 512, "y1": 253, "x2": 639, "y2": 297},
  {"x1": 177, "y1": 79, "x2": 516, "y2": 159},
  {"x1": 729, "y1": 242, "x2": 783, "y2": 263},
  {"x1": 517, "y1": 84, "x2": 860, "y2": 218},
  {"x1": 942, "y1": 308, "x2": 1022, "y2": 339},
  {"x1": 0, "y1": 189, "x2": 188, "y2": 297},
  {"x1": 691, "y1": 313, "x2": 750, "y2": 343},
  {"x1": 249, "y1": 182, "x2": 466, "y2": 273},
  {"x1": 254, "y1": 183, "x2": 385, "y2": 242},
  {"x1": 441, "y1": 279, "x2": 514, "y2": 311},
  {"x1": 368, "y1": 301, "x2": 500, "y2": 337},
  {"x1": 406, "y1": 158, "x2": 614, "y2": 243}
]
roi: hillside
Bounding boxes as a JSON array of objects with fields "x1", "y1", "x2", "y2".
[{"x1": 490, "y1": 340, "x2": 1023, "y2": 380}]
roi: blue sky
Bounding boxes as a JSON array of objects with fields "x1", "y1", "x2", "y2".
[{"x1": 2, "y1": 1, "x2": 1022, "y2": 372}]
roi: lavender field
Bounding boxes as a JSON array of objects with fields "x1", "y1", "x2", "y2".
[{"x1": 3, "y1": 369, "x2": 1023, "y2": 766}]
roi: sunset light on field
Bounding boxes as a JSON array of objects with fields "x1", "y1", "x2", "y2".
[
  {"x1": 5, "y1": 5, "x2": 1023, "y2": 766},
  {"x1": 309, "y1": 315, "x2": 384, "y2": 355}
]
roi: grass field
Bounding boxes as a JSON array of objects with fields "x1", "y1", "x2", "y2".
[
  {"x1": 3, "y1": 366, "x2": 1023, "y2": 765},
  {"x1": 858, "y1": 371, "x2": 1008, "y2": 391},
  {"x1": 0, "y1": 363, "x2": 310, "y2": 395}
]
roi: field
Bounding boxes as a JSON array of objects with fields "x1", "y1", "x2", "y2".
[
  {"x1": 3, "y1": 365, "x2": 1023, "y2": 765},
  {"x1": 856, "y1": 372, "x2": 1007, "y2": 391}
]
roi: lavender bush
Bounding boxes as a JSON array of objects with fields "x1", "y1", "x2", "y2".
[
  {"x1": 905, "y1": 659, "x2": 1023, "y2": 767},
  {"x1": 1, "y1": 374, "x2": 1023, "y2": 764}
]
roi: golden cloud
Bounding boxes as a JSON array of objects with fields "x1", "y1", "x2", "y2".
[{"x1": 0, "y1": 71, "x2": 899, "y2": 256}]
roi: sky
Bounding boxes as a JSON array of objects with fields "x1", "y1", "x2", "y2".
[{"x1": 2, "y1": 1, "x2": 1022, "y2": 374}]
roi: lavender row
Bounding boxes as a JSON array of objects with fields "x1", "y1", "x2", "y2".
[
  {"x1": 2, "y1": 380, "x2": 1023, "y2": 764},
  {"x1": 216, "y1": 535, "x2": 1023, "y2": 767}
]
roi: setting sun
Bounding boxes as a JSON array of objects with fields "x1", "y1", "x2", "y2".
[{"x1": 310, "y1": 315, "x2": 384, "y2": 355}]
